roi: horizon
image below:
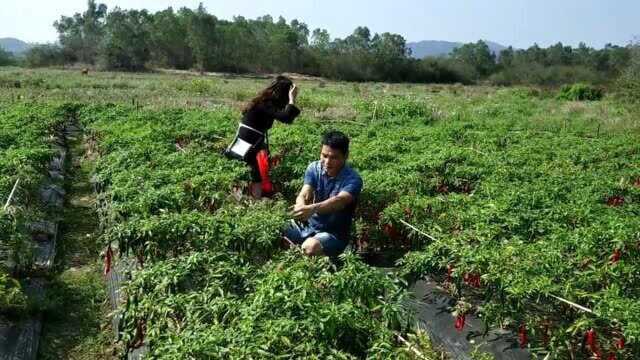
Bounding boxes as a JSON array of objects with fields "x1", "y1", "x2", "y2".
[{"x1": 1, "y1": 1, "x2": 638, "y2": 50}]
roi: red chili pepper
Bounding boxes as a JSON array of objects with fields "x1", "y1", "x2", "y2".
[
  {"x1": 454, "y1": 314, "x2": 466, "y2": 331},
  {"x1": 616, "y1": 337, "x2": 625, "y2": 350},
  {"x1": 607, "y1": 353, "x2": 616, "y2": 360},
  {"x1": 463, "y1": 273, "x2": 481, "y2": 288},
  {"x1": 585, "y1": 329, "x2": 600, "y2": 356},
  {"x1": 270, "y1": 154, "x2": 282, "y2": 167},
  {"x1": 585, "y1": 329, "x2": 596, "y2": 347},
  {"x1": 104, "y1": 244, "x2": 113, "y2": 275},
  {"x1": 446, "y1": 264, "x2": 454, "y2": 283},
  {"x1": 518, "y1": 324, "x2": 528, "y2": 348},
  {"x1": 611, "y1": 249, "x2": 622, "y2": 264},
  {"x1": 383, "y1": 223, "x2": 400, "y2": 240}
]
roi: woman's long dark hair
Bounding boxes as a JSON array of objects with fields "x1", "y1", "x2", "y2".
[{"x1": 242, "y1": 75, "x2": 293, "y2": 114}]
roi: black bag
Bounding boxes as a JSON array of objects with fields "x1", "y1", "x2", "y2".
[{"x1": 224, "y1": 124, "x2": 268, "y2": 162}]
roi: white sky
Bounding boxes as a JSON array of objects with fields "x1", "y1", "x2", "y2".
[{"x1": 1, "y1": 0, "x2": 638, "y2": 48}]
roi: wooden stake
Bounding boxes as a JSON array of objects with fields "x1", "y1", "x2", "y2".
[
  {"x1": 395, "y1": 332, "x2": 428, "y2": 360},
  {"x1": 3, "y1": 178, "x2": 20, "y2": 211},
  {"x1": 399, "y1": 219, "x2": 438, "y2": 241},
  {"x1": 549, "y1": 294, "x2": 596, "y2": 315}
]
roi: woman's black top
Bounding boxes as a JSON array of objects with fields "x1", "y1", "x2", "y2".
[
  {"x1": 236, "y1": 102, "x2": 300, "y2": 182},
  {"x1": 237, "y1": 102, "x2": 301, "y2": 144}
]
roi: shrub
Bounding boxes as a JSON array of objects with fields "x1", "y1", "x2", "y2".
[
  {"x1": 490, "y1": 64, "x2": 604, "y2": 86},
  {"x1": 23, "y1": 44, "x2": 65, "y2": 68},
  {"x1": 557, "y1": 83, "x2": 603, "y2": 101}
]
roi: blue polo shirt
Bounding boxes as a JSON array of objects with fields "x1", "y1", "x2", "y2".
[{"x1": 303, "y1": 160, "x2": 363, "y2": 242}]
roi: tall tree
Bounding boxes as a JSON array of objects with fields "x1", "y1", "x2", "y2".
[
  {"x1": 100, "y1": 8, "x2": 151, "y2": 70},
  {"x1": 451, "y1": 40, "x2": 496, "y2": 77},
  {"x1": 371, "y1": 32, "x2": 409, "y2": 80},
  {"x1": 183, "y1": 4, "x2": 218, "y2": 71},
  {"x1": 148, "y1": 7, "x2": 192, "y2": 69},
  {"x1": 54, "y1": 0, "x2": 107, "y2": 64}
]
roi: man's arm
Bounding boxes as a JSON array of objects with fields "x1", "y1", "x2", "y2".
[
  {"x1": 312, "y1": 191, "x2": 353, "y2": 214},
  {"x1": 291, "y1": 191, "x2": 354, "y2": 221},
  {"x1": 296, "y1": 184, "x2": 314, "y2": 207}
]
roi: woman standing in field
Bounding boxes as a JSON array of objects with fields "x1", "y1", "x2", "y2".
[{"x1": 225, "y1": 75, "x2": 301, "y2": 198}]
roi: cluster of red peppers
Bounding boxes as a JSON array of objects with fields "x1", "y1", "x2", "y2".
[
  {"x1": 584, "y1": 329, "x2": 626, "y2": 360},
  {"x1": 463, "y1": 272, "x2": 482, "y2": 288},
  {"x1": 443, "y1": 262, "x2": 630, "y2": 358},
  {"x1": 605, "y1": 195, "x2": 625, "y2": 207}
]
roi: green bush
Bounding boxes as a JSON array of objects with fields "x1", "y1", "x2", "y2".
[
  {"x1": 557, "y1": 83, "x2": 603, "y2": 101},
  {"x1": 0, "y1": 269, "x2": 27, "y2": 314},
  {"x1": 490, "y1": 64, "x2": 604, "y2": 86},
  {"x1": 0, "y1": 48, "x2": 16, "y2": 66},
  {"x1": 186, "y1": 79, "x2": 219, "y2": 95},
  {"x1": 23, "y1": 44, "x2": 65, "y2": 68}
]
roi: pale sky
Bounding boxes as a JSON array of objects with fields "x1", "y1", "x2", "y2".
[{"x1": 1, "y1": 0, "x2": 638, "y2": 49}]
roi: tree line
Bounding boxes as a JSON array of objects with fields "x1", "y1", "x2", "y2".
[{"x1": 6, "y1": 1, "x2": 637, "y2": 86}]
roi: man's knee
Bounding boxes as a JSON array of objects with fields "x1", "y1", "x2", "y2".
[{"x1": 301, "y1": 237, "x2": 323, "y2": 256}]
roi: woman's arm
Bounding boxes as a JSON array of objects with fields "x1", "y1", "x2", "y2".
[
  {"x1": 263, "y1": 104, "x2": 301, "y2": 124},
  {"x1": 262, "y1": 84, "x2": 300, "y2": 124}
]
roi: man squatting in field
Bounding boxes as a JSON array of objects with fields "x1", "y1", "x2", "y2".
[{"x1": 285, "y1": 131, "x2": 363, "y2": 257}]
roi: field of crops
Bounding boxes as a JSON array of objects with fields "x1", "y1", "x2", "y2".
[
  {"x1": 0, "y1": 102, "x2": 69, "y2": 314},
  {"x1": 1, "y1": 68, "x2": 639, "y2": 359}
]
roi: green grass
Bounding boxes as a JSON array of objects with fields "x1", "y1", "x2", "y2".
[{"x1": 38, "y1": 265, "x2": 110, "y2": 360}]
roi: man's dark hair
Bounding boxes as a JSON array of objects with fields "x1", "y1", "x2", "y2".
[{"x1": 322, "y1": 130, "x2": 349, "y2": 156}]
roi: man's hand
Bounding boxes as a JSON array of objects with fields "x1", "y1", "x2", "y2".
[{"x1": 290, "y1": 203, "x2": 316, "y2": 221}]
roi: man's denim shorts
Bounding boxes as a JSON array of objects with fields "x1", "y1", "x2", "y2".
[{"x1": 283, "y1": 220, "x2": 347, "y2": 257}]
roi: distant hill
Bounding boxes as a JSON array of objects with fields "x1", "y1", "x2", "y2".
[
  {"x1": 0, "y1": 38, "x2": 32, "y2": 54},
  {"x1": 407, "y1": 40, "x2": 508, "y2": 59}
]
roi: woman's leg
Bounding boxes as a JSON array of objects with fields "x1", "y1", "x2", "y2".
[
  {"x1": 245, "y1": 147, "x2": 263, "y2": 198},
  {"x1": 248, "y1": 143, "x2": 269, "y2": 199}
]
